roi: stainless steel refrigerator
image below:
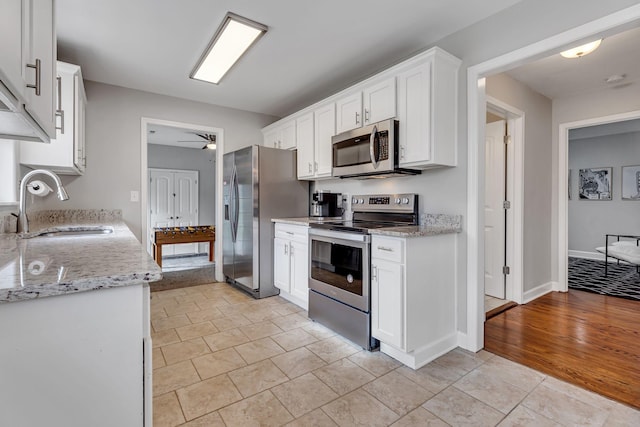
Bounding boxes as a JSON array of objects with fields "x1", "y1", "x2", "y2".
[{"x1": 223, "y1": 145, "x2": 309, "y2": 298}]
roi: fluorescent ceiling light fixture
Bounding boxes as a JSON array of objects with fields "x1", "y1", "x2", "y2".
[
  {"x1": 560, "y1": 39, "x2": 602, "y2": 58},
  {"x1": 191, "y1": 12, "x2": 267, "y2": 84}
]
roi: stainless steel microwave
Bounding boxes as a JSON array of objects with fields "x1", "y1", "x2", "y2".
[{"x1": 331, "y1": 119, "x2": 420, "y2": 179}]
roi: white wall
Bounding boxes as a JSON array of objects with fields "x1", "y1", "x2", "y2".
[
  {"x1": 486, "y1": 73, "x2": 553, "y2": 292},
  {"x1": 569, "y1": 131, "x2": 640, "y2": 253},
  {"x1": 29, "y1": 81, "x2": 277, "y2": 240},
  {"x1": 147, "y1": 144, "x2": 216, "y2": 227},
  {"x1": 0, "y1": 140, "x2": 19, "y2": 205}
]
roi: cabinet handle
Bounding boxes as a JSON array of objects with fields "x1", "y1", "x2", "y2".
[
  {"x1": 308, "y1": 162, "x2": 312, "y2": 173},
  {"x1": 377, "y1": 246, "x2": 393, "y2": 252},
  {"x1": 372, "y1": 265, "x2": 378, "y2": 281},
  {"x1": 169, "y1": 216, "x2": 174, "y2": 219},
  {"x1": 284, "y1": 244, "x2": 288, "y2": 255},
  {"x1": 175, "y1": 216, "x2": 180, "y2": 219},
  {"x1": 364, "y1": 109, "x2": 370, "y2": 123},
  {"x1": 355, "y1": 111, "x2": 360, "y2": 125},
  {"x1": 56, "y1": 76, "x2": 65, "y2": 133},
  {"x1": 26, "y1": 59, "x2": 41, "y2": 96},
  {"x1": 286, "y1": 231, "x2": 294, "y2": 235},
  {"x1": 314, "y1": 162, "x2": 318, "y2": 172},
  {"x1": 289, "y1": 244, "x2": 294, "y2": 255},
  {"x1": 400, "y1": 145, "x2": 405, "y2": 160},
  {"x1": 273, "y1": 142, "x2": 277, "y2": 148}
]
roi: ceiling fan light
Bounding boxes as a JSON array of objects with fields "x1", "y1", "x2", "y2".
[
  {"x1": 190, "y1": 12, "x2": 267, "y2": 85},
  {"x1": 560, "y1": 39, "x2": 602, "y2": 58},
  {"x1": 206, "y1": 143, "x2": 217, "y2": 150}
]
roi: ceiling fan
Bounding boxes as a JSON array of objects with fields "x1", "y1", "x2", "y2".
[{"x1": 178, "y1": 132, "x2": 217, "y2": 149}]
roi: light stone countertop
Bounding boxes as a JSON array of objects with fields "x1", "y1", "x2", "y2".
[
  {"x1": 0, "y1": 220, "x2": 162, "y2": 303},
  {"x1": 273, "y1": 214, "x2": 462, "y2": 237}
]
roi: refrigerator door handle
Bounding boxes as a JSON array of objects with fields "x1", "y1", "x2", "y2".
[
  {"x1": 233, "y1": 166, "x2": 240, "y2": 240},
  {"x1": 229, "y1": 165, "x2": 237, "y2": 243}
]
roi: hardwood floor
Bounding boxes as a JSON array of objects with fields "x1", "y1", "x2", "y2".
[{"x1": 484, "y1": 290, "x2": 640, "y2": 410}]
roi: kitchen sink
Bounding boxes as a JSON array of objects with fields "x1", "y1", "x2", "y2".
[{"x1": 23, "y1": 226, "x2": 115, "y2": 238}]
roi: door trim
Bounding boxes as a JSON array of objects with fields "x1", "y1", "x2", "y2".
[
  {"x1": 486, "y1": 97, "x2": 524, "y2": 305},
  {"x1": 465, "y1": 4, "x2": 640, "y2": 352},
  {"x1": 140, "y1": 118, "x2": 225, "y2": 282}
]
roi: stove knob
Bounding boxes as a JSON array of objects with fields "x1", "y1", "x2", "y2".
[
  {"x1": 358, "y1": 198, "x2": 364, "y2": 204},
  {"x1": 395, "y1": 198, "x2": 401, "y2": 204},
  {"x1": 352, "y1": 197, "x2": 358, "y2": 205},
  {"x1": 402, "y1": 197, "x2": 410, "y2": 204}
]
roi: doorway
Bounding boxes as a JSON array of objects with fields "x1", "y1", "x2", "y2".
[
  {"x1": 484, "y1": 98, "x2": 525, "y2": 317},
  {"x1": 465, "y1": 5, "x2": 640, "y2": 351},
  {"x1": 140, "y1": 118, "x2": 225, "y2": 280}
]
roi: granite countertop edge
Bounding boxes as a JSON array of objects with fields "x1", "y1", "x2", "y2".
[{"x1": 0, "y1": 220, "x2": 163, "y2": 304}]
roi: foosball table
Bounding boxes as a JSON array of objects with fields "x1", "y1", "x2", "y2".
[{"x1": 152, "y1": 225, "x2": 215, "y2": 267}]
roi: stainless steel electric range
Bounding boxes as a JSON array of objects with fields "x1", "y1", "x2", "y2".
[{"x1": 308, "y1": 193, "x2": 418, "y2": 350}]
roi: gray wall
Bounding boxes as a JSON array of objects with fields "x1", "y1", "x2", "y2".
[
  {"x1": 569, "y1": 131, "x2": 640, "y2": 253},
  {"x1": 486, "y1": 73, "x2": 553, "y2": 293},
  {"x1": 147, "y1": 144, "x2": 216, "y2": 226},
  {"x1": 30, "y1": 81, "x2": 277, "y2": 240}
]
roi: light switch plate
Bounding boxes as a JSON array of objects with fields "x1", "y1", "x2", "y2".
[{"x1": 130, "y1": 190, "x2": 139, "y2": 202}]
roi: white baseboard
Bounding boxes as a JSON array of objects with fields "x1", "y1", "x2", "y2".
[
  {"x1": 380, "y1": 332, "x2": 458, "y2": 370},
  {"x1": 523, "y1": 281, "x2": 554, "y2": 303},
  {"x1": 456, "y1": 331, "x2": 468, "y2": 351}
]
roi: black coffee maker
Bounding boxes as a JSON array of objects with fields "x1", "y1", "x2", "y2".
[{"x1": 311, "y1": 191, "x2": 342, "y2": 218}]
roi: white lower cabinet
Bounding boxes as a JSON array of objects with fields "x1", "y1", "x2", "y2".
[
  {"x1": 0, "y1": 284, "x2": 150, "y2": 427},
  {"x1": 371, "y1": 233, "x2": 457, "y2": 369},
  {"x1": 273, "y1": 223, "x2": 309, "y2": 309}
]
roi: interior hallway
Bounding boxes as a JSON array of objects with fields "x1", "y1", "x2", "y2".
[{"x1": 151, "y1": 283, "x2": 639, "y2": 426}]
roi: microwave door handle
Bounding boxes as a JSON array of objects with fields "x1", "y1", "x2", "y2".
[{"x1": 369, "y1": 124, "x2": 380, "y2": 169}]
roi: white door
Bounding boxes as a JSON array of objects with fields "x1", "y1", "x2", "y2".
[
  {"x1": 273, "y1": 238, "x2": 290, "y2": 292},
  {"x1": 363, "y1": 78, "x2": 396, "y2": 125},
  {"x1": 484, "y1": 120, "x2": 506, "y2": 299},
  {"x1": 371, "y1": 258, "x2": 404, "y2": 350},
  {"x1": 336, "y1": 92, "x2": 362, "y2": 134},
  {"x1": 295, "y1": 113, "x2": 314, "y2": 179},
  {"x1": 149, "y1": 169, "x2": 199, "y2": 257}
]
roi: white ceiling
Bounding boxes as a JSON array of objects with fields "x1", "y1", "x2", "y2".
[
  {"x1": 505, "y1": 25, "x2": 640, "y2": 100},
  {"x1": 56, "y1": 0, "x2": 523, "y2": 118},
  {"x1": 147, "y1": 124, "x2": 217, "y2": 150}
]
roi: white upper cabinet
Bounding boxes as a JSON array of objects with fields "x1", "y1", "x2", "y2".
[
  {"x1": 0, "y1": 0, "x2": 56, "y2": 143},
  {"x1": 263, "y1": 119, "x2": 296, "y2": 150},
  {"x1": 21, "y1": 61, "x2": 87, "y2": 175},
  {"x1": 362, "y1": 77, "x2": 396, "y2": 125},
  {"x1": 296, "y1": 112, "x2": 314, "y2": 179},
  {"x1": 262, "y1": 47, "x2": 460, "y2": 176},
  {"x1": 22, "y1": 0, "x2": 57, "y2": 139},
  {"x1": 295, "y1": 103, "x2": 334, "y2": 180},
  {"x1": 336, "y1": 77, "x2": 396, "y2": 134},
  {"x1": 396, "y1": 49, "x2": 460, "y2": 169},
  {"x1": 335, "y1": 92, "x2": 362, "y2": 134},
  {"x1": 0, "y1": 0, "x2": 26, "y2": 102},
  {"x1": 313, "y1": 103, "x2": 334, "y2": 178}
]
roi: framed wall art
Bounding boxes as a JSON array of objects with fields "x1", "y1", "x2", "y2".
[
  {"x1": 621, "y1": 165, "x2": 640, "y2": 200},
  {"x1": 579, "y1": 167, "x2": 612, "y2": 200}
]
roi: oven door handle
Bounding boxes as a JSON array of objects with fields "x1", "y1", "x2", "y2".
[
  {"x1": 309, "y1": 228, "x2": 370, "y2": 244},
  {"x1": 369, "y1": 124, "x2": 380, "y2": 169}
]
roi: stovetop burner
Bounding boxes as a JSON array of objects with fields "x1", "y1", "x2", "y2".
[{"x1": 309, "y1": 193, "x2": 419, "y2": 234}]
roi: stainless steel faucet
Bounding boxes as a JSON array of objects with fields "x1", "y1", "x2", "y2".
[{"x1": 18, "y1": 169, "x2": 69, "y2": 233}]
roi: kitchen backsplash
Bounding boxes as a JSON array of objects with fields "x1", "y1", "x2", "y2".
[{"x1": 0, "y1": 209, "x2": 123, "y2": 234}]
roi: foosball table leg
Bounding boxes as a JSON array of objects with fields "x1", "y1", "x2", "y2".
[{"x1": 154, "y1": 243, "x2": 163, "y2": 267}]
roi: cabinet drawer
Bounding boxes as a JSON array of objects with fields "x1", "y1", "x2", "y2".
[
  {"x1": 275, "y1": 223, "x2": 309, "y2": 243},
  {"x1": 372, "y1": 236, "x2": 403, "y2": 263}
]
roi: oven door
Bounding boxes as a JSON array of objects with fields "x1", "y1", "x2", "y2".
[{"x1": 308, "y1": 228, "x2": 370, "y2": 312}]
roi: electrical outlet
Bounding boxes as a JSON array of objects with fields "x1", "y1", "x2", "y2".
[{"x1": 130, "y1": 190, "x2": 139, "y2": 202}]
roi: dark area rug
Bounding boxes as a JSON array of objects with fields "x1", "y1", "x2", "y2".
[{"x1": 568, "y1": 257, "x2": 640, "y2": 301}]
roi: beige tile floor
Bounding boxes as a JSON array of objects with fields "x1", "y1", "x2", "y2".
[{"x1": 151, "y1": 282, "x2": 640, "y2": 427}]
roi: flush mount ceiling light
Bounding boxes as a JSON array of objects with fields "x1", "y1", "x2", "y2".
[
  {"x1": 560, "y1": 39, "x2": 602, "y2": 58},
  {"x1": 190, "y1": 12, "x2": 267, "y2": 85}
]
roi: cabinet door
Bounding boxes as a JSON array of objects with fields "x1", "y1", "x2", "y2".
[
  {"x1": 363, "y1": 77, "x2": 396, "y2": 125},
  {"x1": 371, "y1": 258, "x2": 404, "y2": 350},
  {"x1": 296, "y1": 113, "x2": 315, "y2": 179},
  {"x1": 280, "y1": 120, "x2": 296, "y2": 150},
  {"x1": 290, "y1": 240, "x2": 309, "y2": 302},
  {"x1": 313, "y1": 103, "x2": 335, "y2": 178},
  {"x1": 0, "y1": 0, "x2": 26, "y2": 101},
  {"x1": 273, "y1": 238, "x2": 291, "y2": 292},
  {"x1": 74, "y1": 73, "x2": 87, "y2": 172},
  {"x1": 335, "y1": 92, "x2": 362, "y2": 134},
  {"x1": 263, "y1": 128, "x2": 279, "y2": 148},
  {"x1": 23, "y1": 0, "x2": 56, "y2": 138},
  {"x1": 397, "y1": 62, "x2": 431, "y2": 166}
]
